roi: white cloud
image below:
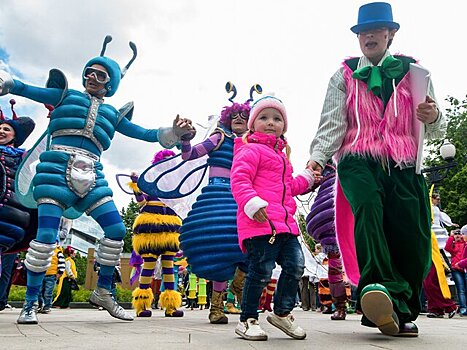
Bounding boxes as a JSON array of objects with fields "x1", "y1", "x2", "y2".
[{"x1": 1, "y1": 0, "x2": 464, "y2": 211}]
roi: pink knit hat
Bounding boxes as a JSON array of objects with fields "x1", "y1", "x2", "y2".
[{"x1": 248, "y1": 96, "x2": 288, "y2": 133}]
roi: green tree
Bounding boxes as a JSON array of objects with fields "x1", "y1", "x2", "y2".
[
  {"x1": 424, "y1": 96, "x2": 467, "y2": 224},
  {"x1": 74, "y1": 252, "x2": 87, "y2": 285},
  {"x1": 296, "y1": 212, "x2": 316, "y2": 251},
  {"x1": 120, "y1": 198, "x2": 140, "y2": 253}
]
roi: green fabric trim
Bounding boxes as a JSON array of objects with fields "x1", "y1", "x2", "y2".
[
  {"x1": 353, "y1": 56, "x2": 404, "y2": 96},
  {"x1": 345, "y1": 55, "x2": 416, "y2": 106}
]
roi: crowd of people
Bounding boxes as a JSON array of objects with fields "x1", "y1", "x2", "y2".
[{"x1": 0, "y1": 1, "x2": 466, "y2": 343}]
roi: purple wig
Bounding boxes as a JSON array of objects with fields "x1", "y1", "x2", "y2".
[
  {"x1": 219, "y1": 101, "x2": 251, "y2": 130},
  {"x1": 152, "y1": 149, "x2": 176, "y2": 164}
]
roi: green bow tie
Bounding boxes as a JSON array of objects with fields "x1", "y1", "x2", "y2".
[{"x1": 352, "y1": 56, "x2": 404, "y2": 96}]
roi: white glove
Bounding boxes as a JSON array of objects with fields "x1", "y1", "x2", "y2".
[{"x1": 0, "y1": 71, "x2": 14, "y2": 96}]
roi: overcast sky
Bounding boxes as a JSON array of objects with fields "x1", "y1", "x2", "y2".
[{"x1": 0, "y1": 0, "x2": 463, "y2": 211}]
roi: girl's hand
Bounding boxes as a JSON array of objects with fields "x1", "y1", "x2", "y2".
[
  {"x1": 313, "y1": 170, "x2": 322, "y2": 183},
  {"x1": 253, "y1": 208, "x2": 268, "y2": 223}
]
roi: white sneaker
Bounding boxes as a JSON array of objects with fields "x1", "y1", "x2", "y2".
[
  {"x1": 235, "y1": 318, "x2": 268, "y2": 341},
  {"x1": 267, "y1": 313, "x2": 306, "y2": 339}
]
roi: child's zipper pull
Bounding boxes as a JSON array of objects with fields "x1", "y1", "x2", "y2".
[
  {"x1": 268, "y1": 219, "x2": 277, "y2": 244},
  {"x1": 268, "y1": 231, "x2": 276, "y2": 244}
]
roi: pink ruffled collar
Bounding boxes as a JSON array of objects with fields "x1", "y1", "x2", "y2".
[{"x1": 247, "y1": 132, "x2": 286, "y2": 152}]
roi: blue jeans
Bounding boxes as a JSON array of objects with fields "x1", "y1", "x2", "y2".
[
  {"x1": 451, "y1": 270, "x2": 467, "y2": 311},
  {"x1": 0, "y1": 253, "x2": 17, "y2": 307},
  {"x1": 240, "y1": 234, "x2": 304, "y2": 321},
  {"x1": 39, "y1": 275, "x2": 58, "y2": 309}
]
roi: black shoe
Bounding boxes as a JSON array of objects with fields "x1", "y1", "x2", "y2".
[
  {"x1": 448, "y1": 309, "x2": 457, "y2": 319},
  {"x1": 396, "y1": 322, "x2": 418, "y2": 337},
  {"x1": 426, "y1": 312, "x2": 444, "y2": 318}
]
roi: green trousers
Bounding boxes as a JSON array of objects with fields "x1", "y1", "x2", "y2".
[{"x1": 338, "y1": 155, "x2": 432, "y2": 322}]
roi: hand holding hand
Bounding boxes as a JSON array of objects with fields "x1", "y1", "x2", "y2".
[
  {"x1": 416, "y1": 96, "x2": 438, "y2": 124},
  {"x1": 307, "y1": 160, "x2": 323, "y2": 173},
  {"x1": 300, "y1": 168, "x2": 322, "y2": 186},
  {"x1": 173, "y1": 115, "x2": 196, "y2": 140},
  {"x1": 253, "y1": 207, "x2": 268, "y2": 223}
]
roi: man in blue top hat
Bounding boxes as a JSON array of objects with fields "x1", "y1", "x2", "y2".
[{"x1": 307, "y1": 2, "x2": 445, "y2": 337}]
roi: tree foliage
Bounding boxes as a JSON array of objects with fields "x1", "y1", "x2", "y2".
[
  {"x1": 296, "y1": 212, "x2": 316, "y2": 251},
  {"x1": 424, "y1": 96, "x2": 467, "y2": 224},
  {"x1": 120, "y1": 198, "x2": 140, "y2": 253}
]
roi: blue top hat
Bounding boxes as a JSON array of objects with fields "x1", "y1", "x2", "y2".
[{"x1": 351, "y1": 2, "x2": 400, "y2": 34}]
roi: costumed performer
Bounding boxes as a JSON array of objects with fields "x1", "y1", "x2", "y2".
[
  {"x1": 307, "y1": 2, "x2": 445, "y2": 336},
  {"x1": 129, "y1": 149, "x2": 185, "y2": 317},
  {"x1": 0, "y1": 99, "x2": 36, "y2": 274},
  {"x1": 306, "y1": 163, "x2": 350, "y2": 320},
  {"x1": 0, "y1": 35, "x2": 195, "y2": 324},
  {"x1": 423, "y1": 191, "x2": 457, "y2": 318},
  {"x1": 179, "y1": 82, "x2": 261, "y2": 324}
]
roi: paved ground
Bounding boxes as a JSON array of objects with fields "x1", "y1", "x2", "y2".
[{"x1": 0, "y1": 306, "x2": 466, "y2": 350}]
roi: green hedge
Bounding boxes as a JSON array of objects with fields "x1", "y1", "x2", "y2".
[
  {"x1": 115, "y1": 286, "x2": 133, "y2": 302},
  {"x1": 8, "y1": 285, "x2": 26, "y2": 301},
  {"x1": 74, "y1": 253, "x2": 88, "y2": 285},
  {"x1": 8, "y1": 285, "x2": 132, "y2": 303}
]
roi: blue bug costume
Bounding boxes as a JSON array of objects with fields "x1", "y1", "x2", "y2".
[
  {"x1": 0, "y1": 36, "x2": 194, "y2": 324},
  {"x1": 179, "y1": 83, "x2": 261, "y2": 283},
  {"x1": 138, "y1": 82, "x2": 262, "y2": 324}
]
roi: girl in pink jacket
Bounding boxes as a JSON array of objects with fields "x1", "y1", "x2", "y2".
[{"x1": 231, "y1": 96, "x2": 316, "y2": 341}]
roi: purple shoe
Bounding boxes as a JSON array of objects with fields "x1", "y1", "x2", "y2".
[
  {"x1": 165, "y1": 309, "x2": 184, "y2": 317},
  {"x1": 137, "y1": 309, "x2": 152, "y2": 317}
]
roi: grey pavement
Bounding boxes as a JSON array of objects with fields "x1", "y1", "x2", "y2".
[{"x1": 0, "y1": 306, "x2": 466, "y2": 350}]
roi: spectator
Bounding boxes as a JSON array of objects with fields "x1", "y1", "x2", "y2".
[
  {"x1": 447, "y1": 225, "x2": 467, "y2": 316},
  {"x1": 38, "y1": 243, "x2": 65, "y2": 313},
  {"x1": 53, "y1": 246, "x2": 77, "y2": 309},
  {"x1": 299, "y1": 236, "x2": 318, "y2": 312}
]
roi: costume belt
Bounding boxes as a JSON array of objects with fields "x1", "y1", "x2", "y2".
[
  {"x1": 208, "y1": 176, "x2": 230, "y2": 185},
  {"x1": 50, "y1": 144, "x2": 99, "y2": 162}
]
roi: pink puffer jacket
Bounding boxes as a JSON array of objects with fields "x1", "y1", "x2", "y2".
[{"x1": 231, "y1": 132, "x2": 310, "y2": 252}]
